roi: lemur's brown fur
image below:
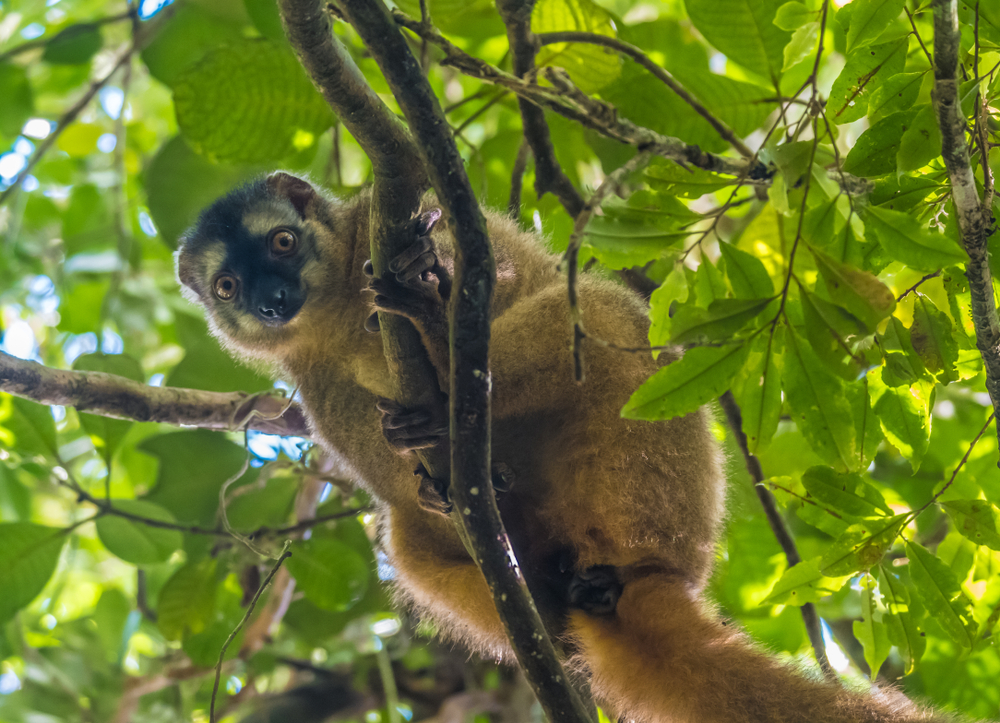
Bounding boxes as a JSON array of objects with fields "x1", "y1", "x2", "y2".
[{"x1": 177, "y1": 173, "x2": 951, "y2": 723}]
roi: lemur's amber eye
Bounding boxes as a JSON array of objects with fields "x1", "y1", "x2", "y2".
[
  {"x1": 270, "y1": 229, "x2": 297, "y2": 256},
  {"x1": 213, "y1": 274, "x2": 239, "y2": 301}
]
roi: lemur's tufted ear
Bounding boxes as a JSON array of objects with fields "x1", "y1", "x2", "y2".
[
  {"x1": 266, "y1": 172, "x2": 316, "y2": 218},
  {"x1": 174, "y1": 241, "x2": 203, "y2": 297}
]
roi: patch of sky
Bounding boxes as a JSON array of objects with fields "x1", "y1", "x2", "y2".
[
  {"x1": 97, "y1": 133, "x2": 117, "y2": 153},
  {"x1": 26, "y1": 275, "x2": 59, "y2": 314},
  {"x1": 138, "y1": 0, "x2": 173, "y2": 20},
  {"x1": 99, "y1": 87, "x2": 124, "y2": 120},
  {"x1": 139, "y1": 210, "x2": 157, "y2": 236},
  {"x1": 13, "y1": 138, "x2": 33, "y2": 156},
  {"x1": 0, "y1": 319, "x2": 37, "y2": 360},
  {"x1": 148, "y1": 373, "x2": 164, "y2": 387},
  {"x1": 0, "y1": 152, "x2": 27, "y2": 182},
  {"x1": 102, "y1": 328, "x2": 124, "y2": 354},
  {"x1": 247, "y1": 430, "x2": 307, "y2": 462},
  {"x1": 63, "y1": 332, "x2": 98, "y2": 364},
  {"x1": 21, "y1": 175, "x2": 38, "y2": 192},
  {"x1": 22, "y1": 119, "x2": 52, "y2": 139},
  {"x1": 20, "y1": 22, "x2": 44, "y2": 39}
]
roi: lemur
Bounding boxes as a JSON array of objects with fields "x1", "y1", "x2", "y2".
[{"x1": 176, "y1": 172, "x2": 949, "y2": 723}]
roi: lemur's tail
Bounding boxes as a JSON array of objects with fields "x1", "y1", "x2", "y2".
[{"x1": 567, "y1": 574, "x2": 949, "y2": 723}]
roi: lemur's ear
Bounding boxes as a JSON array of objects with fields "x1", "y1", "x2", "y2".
[
  {"x1": 266, "y1": 172, "x2": 316, "y2": 218},
  {"x1": 174, "y1": 242, "x2": 204, "y2": 297}
]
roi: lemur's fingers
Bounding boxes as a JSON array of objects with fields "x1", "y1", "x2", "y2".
[
  {"x1": 415, "y1": 463, "x2": 452, "y2": 516},
  {"x1": 377, "y1": 398, "x2": 447, "y2": 453},
  {"x1": 396, "y1": 252, "x2": 438, "y2": 283}
]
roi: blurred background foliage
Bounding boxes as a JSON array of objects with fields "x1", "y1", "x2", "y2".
[{"x1": 0, "y1": 0, "x2": 999, "y2": 721}]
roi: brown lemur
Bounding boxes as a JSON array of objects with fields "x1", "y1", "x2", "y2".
[{"x1": 177, "y1": 172, "x2": 951, "y2": 723}]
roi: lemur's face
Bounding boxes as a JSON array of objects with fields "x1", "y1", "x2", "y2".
[{"x1": 175, "y1": 173, "x2": 328, "y2": 362}]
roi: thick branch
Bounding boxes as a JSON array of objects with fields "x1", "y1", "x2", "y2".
[
  {"x1": 496, "y1": 0, "x2": 584, "y2": 216},
  {"x1": 932, "y1": 0, "x2": 1000, "y2": 458},
  {"x1": 537, "y1": 31, "x2": 754, "y2": 159},
  {"x1": 0, "y1": 351, "x2": 309, "y2": 436},
  {"x1": 717, "y1": 391, "x2": 835, "y2": 682},
  {"x1": 340, "y1": 2, "x2": 592, "y2": 722}
]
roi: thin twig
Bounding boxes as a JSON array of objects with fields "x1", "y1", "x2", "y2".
[
  {"x1": 537, "y1": 31, "x2": 754, "y2": 158},
  {"x1": 911, "y1": 413, "x2": 996, "y2": 519},
  {"x1": 905, "y1": 6, "x2": 934, "y2": 67},
  {"x1": 210, "y1": 542, "x2": 292, "y2": 723},
  {"x1": 896, "y1": 271, "x2": 942, "y2": 301},
  {"x1": 508, "y1": 136, "x2": 530, "y2": 219},
  {"x1": 0, "y1": 8, "x2": 136, "y2": 63}
]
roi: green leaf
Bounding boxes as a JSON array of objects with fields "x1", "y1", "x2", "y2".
[
  {"x1": 942, "y1": 500, "x2": 1000, "y2": 551},
  {"x1": 853, "y1": 573, "x2": 891, "y2": 680},
  {"x1": 879, "y1": 565, "x2": 925, "y2": 673},
  {"x1": 166, "y1": 312, "x2": 274, "y2": 393},
  {"x1": 174, "y1": 40, "x2": 335, "y2": 164},
  {"x1": 719, "y1": 243, "x2": 774, "y2": 298},
  {"x1": 183, "y1": 619, "x2": 244, "y2": 667},
  {"x1": 905, "y1": 541, "x2": 976, "y2": 648},
  {"x1": 812, "y1": 247, "x2": 895, "y2": 332},
  {"x1": 140, "y1": 3, "x2": 246, "y2": 87},
  {"x1": 909, "y1": 294, "x2": 960, "y2": 382},
  {"x1": 800, "y1": 291, "x2": 865, "y2": 378},
  {"x1": 843, "y1": 109, "x2": 916, "y2": 176},
  {"x1": 801, "y1": 466, "x2": 891, "y2": 519},
  {"x1": 686, "y1": 0, "x2": 791, "y2": 81},
  {"x1": 648, "y1": 263, "x2": 689, "y2": 352},
  {"x1": 0, "y1": 63, "x2": 34, "y2": 137},
  {"x1": 828, "y1": 37, "x2": 907, "y2": 124},
  {"x1": 865, "y1": 206, "x2": 967, "y2": 271},
  {"x1": 764, "y1": 557, "x2": 851, "y2": 605},
  {"x1": 93, "y1": 589, "x2": 133, "y2": 663},
  {"x1": 693, "y1": 256, "x2": 728, "y2": 307},
  {"x1": 1, "y1": 396, "x2": 58, "y2": 458},
  {"x1": 783, "y1": 330, "x2": 857, "y2": 471},
  {"x1": 870, "y1": 173, "x2": 939, "y2": 212},
  {"x1": 669, "y1": 297, "x2": 773, "y2": 345},
  {"x1": 42, "y1": 24, "x2": 103, "y2": 65},
  {"x1": 783, "y1": 22, "x2": 819, "y2": 72},
  {"x1": 286, "y1": 538, "x2": 370, "y2": 613},
  {"x1": 868, "y1": 72, "x2": 926, "y2": 123},
  {"x1": 732, "y1": 327, "x2": 783, "y2": 453},
  {"x1": 0, "y1": 523, "x2": 67, "y2": 622},
  {"x1": 820, "y1": 515, "x2": 906, "y2": 576},
  {"x1": 158, "y1": 558, "x2": 219, "y2": 640},
  {"x1": 394, "y1": 0, "x2": 504, "y2": 38},
  {"x1": 95, "y1": 500, "x2": 184, "y2": 565},
  {"x1": 644, "y1": 160, "x2": 733, "y2": 198},
  {"x1": 774, "y1": 2, "x2": 815, "y2": 31},
  {"x1": 622, "y1": 343, "x2": 749, "y2": 421},
  {"x1": 897, "y1": 103, "x2": 942, "y2": 173},
  {"x1": 845, "y1": 0, "x2": 905, "y2": 50},
  {"x1": 72, "y1": 353, "x2": 144, "y2": 461},
  {"x1": 534, "y1": 0, "x2": 621, "y2": 92},
  {"x1": 583, "y1": 205, "x2": 691, "y2": 269},
  {"x1": 869, "y1": 375, "x2": 931, "y2": 471}
]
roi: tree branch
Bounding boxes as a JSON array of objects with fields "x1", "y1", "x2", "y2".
[
  {"x1": 0, "y1": 351, "x2": 310, "y2": 436},
  {"x1": 537, "y1": 31, "x2": 754, "y2": 159},
  {"x1": 717, "y1": 391, "x2": 835, "y2": 682},
  {"x1": 931, "y1": 0, "x2": 1000, "y2": 460},
  {"x1": 339, "y1": 2, "x2": 592, "y2": 722},
  {"x1": 496, "y1": 0, "x2": 585, "y2": 216}
]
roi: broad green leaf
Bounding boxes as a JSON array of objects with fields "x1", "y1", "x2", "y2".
[
  {"x1": 140, "y1": 3, "x2": 246, "y2": 87},
  {"x1": 645, "y1": 160, "x2": 733, "y2": 198},
  {"x1": 845, "y1": 0, "x2": 905, "y2": 50},
  {"x1": 244, "y1": 0, "x2": 287, "y2": 42},
  {"x1": 879, "y1": 565, "x2": 925, "y2": 673},
  {"x1": 166, "y1": 312, "x2": 273, "y2": 393},
  {"x1": 42, "y1": 24, "x2": 103, "y2": 65},
  {"x1": 897, "y1": 104, "x2": 942, "y2": 173},
  {"x1": 800, "y1": 291, "x2": 865, "y2": 379},
  {"x1": 62, "y1": 183, "x2": 114, "y2": 254},
  {"x1": 534, "y1": 0, "x2": 621, "y2": 92},
  {"x1": 93, "y1": 589, "x2": 133, "y2": 663},
  {"x1": 870, "y1": 173, "x2": 940, "y2": 212},
  {"x1": 95, "y1": 500, "x2": 184, "y2": 565},
  {"x1": 692, "y1": 257, "x2": 728, "y2": 307},
  {"x1": 783, "y1": 22, "x2": 819, "y2": 72},
  {"x1": 764, "y1": 557, "x2": 851, "y2": 605},
  {"x1": 905, "y1": 541, "x2": 976, "y2": 648},
  {"x1": 820, "y1": 515, "x2": 906, "y2": 576},
  {"x1": 865, "y1": 207, "x2": 967, "y2": 271},
  {"x1": 73, "y1": 353, "x2": 144, "y2": 460},
  {"x1": 648, "y1": 262, "x2": 689, "y2": 352},
  {"x1": 225, "y1": 471, "x2": 299, "y2": 530},
  {"x1": 828, "y1": 37, "x2": 907, "y2": 124},
  {"x1": 801, "y1": 466, "x2": 892, "y2": 520},
  {"x1": 812, "y1": 247, "x2": 895, "y2": 332},
  {"x1": 158, "y1": 558, "x2": 219, "y2": 640},
  {"x1": 583, "y1": 195, "x2": 693, "y2": 268},
  {"x1": 869, "y1": 374, "x2": 931, "y2": 471},
  {"x1": 1, "y1": 396, "x2": 58, "y2": 458},
  {"x1": 783, "y1": 330, "x2": 857, "y2": 471},
  {"x1": 849, "y1": 377, "x2": 883, "y2": 469},
  {"x1": 942, "y1": 500, "x2": 1000, "y2": 551},
  {"x1": 0, "y1": 523, "x2": 67, "y2": 622},
  {"x1": 854, "y1": 573, "x2": 892, "y2": 680},
  {"x1": 669, "y1": 297, "x2": 772, "y2": 345},
  {"x1": 286, "y1": 538, "x2": 370, "y2": 613},
  {"x1": 174, "y1": 40, "x2": 335, "y2": 163},
  {"x1": 622, "y1": 343, "x2": 749, "y2": 421},
  {"x1": 184, "y1": 619, "x2": 244, "y2": 667},
  {"x1": 394, "y1": 0, "x2": 503, "y2": 38},
  {"x1": 732, "y1": 327, "x2": 783, "y2": 453},
  {"x1": 843, "y1": 110, "x2": 917, "y2": 176},
  {"x1": 686, "y1": 0, "x2": 790, "y2": 82},
  {"x1": 719, "y1": 243, "x2": 774, "y2": 298},
  {"x1": 0, "y1": 63, "x2": 34, "y2": 137},
  {"x1": 774, "y1": 2, "x2": 815, "y2": 31},
  {"x1": 909, "y1": 294, "x2": 960, "y2": 383},
  {"x1": 868, "y1": 72, "x2": 926, "y2": 123}
]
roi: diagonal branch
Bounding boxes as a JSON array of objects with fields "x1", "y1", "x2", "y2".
[
  {"x1": 536, "y1": 31, "x2": 754, "y2": 159},
  {"x1": 0, "y1": 351, "x2": 310, "y2": 436},
  {"x1": 931, "y1": 0, "x2": 1000, "y2": 460},
  {"x1": 338, "y1": 2, "x2": 592, "y2": 722},
  {"x1": 496, "y1": 0, "x2": 584, "y2": 216}
]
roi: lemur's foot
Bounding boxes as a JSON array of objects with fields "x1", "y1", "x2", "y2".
[
  {"x1": 415, "y1": 463, "x2": 453, "y2": 516},
  {"x1": 568, "y1": 564, "x2": 622, "y2": 616},
  {"x1": 415, "y1": 461, "x2": 515, "y2": 517},
  {"x1": 376, "y1": 398, "x2": 447, "y2": 453}
]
